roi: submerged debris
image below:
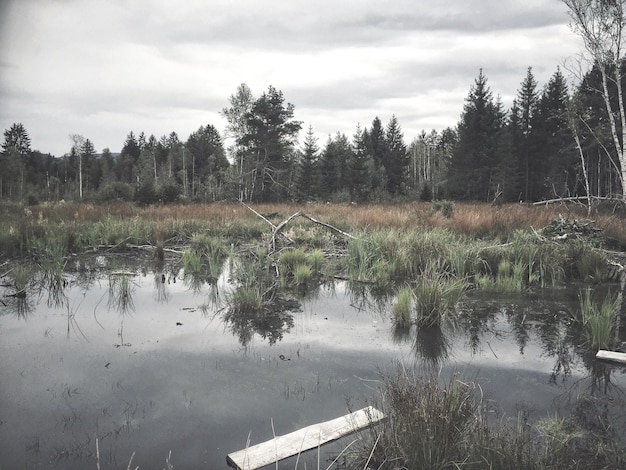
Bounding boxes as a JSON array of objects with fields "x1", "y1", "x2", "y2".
[{"x1": 541, "y1": 215, "x2": 604, "y2": 244}]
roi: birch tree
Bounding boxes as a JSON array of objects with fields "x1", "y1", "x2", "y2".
[{"x1": 563, "y1": 0, "x2": 626, "y2": 197}]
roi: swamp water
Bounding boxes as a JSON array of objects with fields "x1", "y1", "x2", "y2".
[{"x1": 1, "y1": 255, "x2": 625, "y2": 469}]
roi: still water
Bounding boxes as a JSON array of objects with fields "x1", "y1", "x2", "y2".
[{"x1": 1, "y1": 255, "x2": 625, "y2": 469}]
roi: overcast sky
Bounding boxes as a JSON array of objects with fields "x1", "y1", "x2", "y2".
[{"x1": 0, "y1": 0, "x2": 584, "y2": 157}]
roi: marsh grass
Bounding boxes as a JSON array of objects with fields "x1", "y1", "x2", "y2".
[
  {"x1": 228, "y1": 285, "x2": 263, "y2": 313},
  {"x1": 348, "y1": 370, "x2": 626, "y2": 470},
  {"x1": 413, "y1": 262, "x2": 467, "y2": 327},
  {"x1": 108, "y1": 273, "x2": 135, "y2": 314},
  {"x1": 575, "y1": 247, "x2": 607, "y2": 282},
  {"x1": 293, "y1": 264, "x2": 313, "y2": 285},
  {"x1": 577, "y1": 288, "x2": 619, "y2": 351},
  {"x1": 279, "y1": 249, "x2": 309, "y2": 273},
  {"x1": 392, "y1": 286, "x2": 413, "y2": 327},
  {"x1": 12, "y1": 264, "x2": 32, "y2": 296},
  {"x1": 350, "y1": 371, "x2": 487, "y2": 469},
  {"x1": 476, "y1": 259, "x2": 527, "y2": 292},
  {"x1": 183, "y1": 234, "x2": 226, "y2": 282}
]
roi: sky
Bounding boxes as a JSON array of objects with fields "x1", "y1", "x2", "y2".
[{"x1": 0, "y1": 0, "x2": 585, "y2": 157}]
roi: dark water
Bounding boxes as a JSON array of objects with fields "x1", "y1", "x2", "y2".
[{"x1": 1, "y1": 257, "x2": 625, "y2": 469}]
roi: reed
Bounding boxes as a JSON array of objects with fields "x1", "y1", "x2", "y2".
[
  {"x1": 413, "y1": 262, "x2": 467, "y2": 327},
  {"x1": 575, "y1": 247, "x2": 606, "y2": 282},
  {"x1": 293, "y1": 263, "x2": 313, "y2": 285},
  {"x1": 12, "y1": 264, "x2": 32, "y2": 296},
  {"x1": 228, "y1": 285, "x2": 263, "y2": 313},
  {"x1": 577, "y1": 288, "x2": 618, "y2": 351},
  {"x1": 307, "y1": 249, "x2": 324, "y2": 273},
  {"x1": 392, "y1": 286, "x2": 413, "y2": 327},
  {"x1": 108, "y1": 273, "x2": 135, "y2": 314},
  {"x1": 279, "y1": 248, "x2": 309, "y2": 273}
]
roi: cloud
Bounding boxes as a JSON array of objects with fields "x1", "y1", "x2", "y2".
[{"x1": 0, "y1": 0, "x2": 583, "y2": 156}]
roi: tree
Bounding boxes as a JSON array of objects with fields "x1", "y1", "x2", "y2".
[
  {"x1": 186, "y1": 124, "x2": 229, "y2": 201},
  {"x1": 563, "y1": 0, "x2": 626, "y2": 197},
  {"x1": 69, "y1": 134, "x2": 86, "y2": 199},
  {"x1": 348, "y1": 124, "x2": 373, "y2": 202},
  {"x1": 384, "y1": 115, "x2": 408, "y2": 194},
  {"x1": 1, "y1": 123, "x2": 31, "y2": 199},
  {"x1": 367, "y1": 117, "x2": 389, "y2": 192},
  {"x1": 534, "y1": 68, "x2": 577, "y2": 199},
  {"x1": 319, "y1": 132, "x2": 353, "y2": 200},
  {"x1": 221, "y1": 83, "x2": 255, "y2": 201},
  {"x1": 514, "y1": 67, "x2": 540, "y2": 201},
  {"x1": 296, "y1": 125, "x2": 319, "y2": 201},
  {"x1": 239, "y1": 85, "x2": 302, "y2": 202},
  {"x1": 450, "y1": 69, "x2": 506, "y2": 200}
]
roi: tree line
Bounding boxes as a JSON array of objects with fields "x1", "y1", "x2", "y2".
[
  {"x1": 0, "y1": 63, "x2": 622, "y2": 206},
  {"x1": 2, "y1": 1, "x2": 626, "y2": 205}
]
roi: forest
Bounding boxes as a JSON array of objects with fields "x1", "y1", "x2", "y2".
[{"x1": 1, "y1": 65, "x2": 625, "y2": 206}]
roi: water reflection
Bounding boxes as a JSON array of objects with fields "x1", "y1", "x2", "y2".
[
  {"x1": 413, "y1": 325, "x2": 451, "y2": 371},
  {"x1": 153, "y1": 271, "x2": 170, "y2": 303},
  {"x1": 222, "y1": 284, "x2": 298, "y2": 346},
  {"x1": 108, "y1": 272, "x2": 136, "y2": 315}
]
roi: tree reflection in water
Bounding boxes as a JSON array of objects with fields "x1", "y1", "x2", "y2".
[{"x1": 222, "y1": 285, "x2": 298, "y2": 346}]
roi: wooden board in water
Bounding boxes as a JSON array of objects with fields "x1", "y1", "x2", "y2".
[
  {"x1": 226, "y1": 405, "x2": 385, "y2": 470},
  {"x1": 596, "y1": 349, "x2": 626, "y2": 364}
]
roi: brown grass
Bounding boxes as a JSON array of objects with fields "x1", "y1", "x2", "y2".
[{"x1": 3, "y1": 201, "x2": 624, "y2": 246}]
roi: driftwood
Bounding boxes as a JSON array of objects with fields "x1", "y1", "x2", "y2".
[
  {"x1": 533, "y1": 195, "x2": 625, "y2": 206},
  {"x1": 242, "y1": 204, "x2": 359, "y2": 252}
]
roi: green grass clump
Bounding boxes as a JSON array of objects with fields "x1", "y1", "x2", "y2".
[
  {"x1": 577, "y1": 288, "x2": 618, "y2": 351},
  {"x1": 392, "y1": 286, "x2": 413, "y2": 327},
  {"x1": 293, "y1": 264, "x2": 313, "y2": 285},
  {"x1": 575, "y1": 248, "x2": 606, "y2": 282},
  {"x1": 413, "y1": 263, "x2": 466, "y2": 327},
  {"x1": 183, "y1": 234, "x2": 226, "y2": 281},
  {"x1": 279, "y1": 248, "x2": 309, "y2": 273},
  {"x1": 307, "y1": 249, "x2": 324, "y2": 273},
  {"x1": 13, "y1": 264, "x2": 32, "y2": 295},
  {"x1": 349, "y1": 371, "x2": 626, "y2": 469},
  {"x1": 228, "y1": 286, "x2": 263, "y2": 313}
]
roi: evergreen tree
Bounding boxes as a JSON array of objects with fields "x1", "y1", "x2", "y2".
[
  {"x1": 1, "y1": 123, "x2": 31, "y2": 200},
  {"x1": 515, "y1": 67, "x2": 540, "y2": 201},
  {"x1": 318, "y1": 132, "x2": 353, "y2": 199},
  {"x1": 535, "y1": 67, "x2": 576, "y2": 199},
  {"x1": 186, "y1": 124, "x2": 229, "y2": 200},
  {"x1": 82, "y1": 138, "x2": 99, "y2": 193},
  {"x1": 384, "y1": 115, "x2": 408, "y2": 194},
  {"x1": 296, "y1": 125, "x2": 319, "y2": 201},
  {"x1": 240, "y1": 86, "x2": 302, "y2": 202},
  {"x1": 450, "y1": 69, "x2": 506, "y2": 200},
  {"x1": 116, "y1": 131, "x2": 141, "y2": 183},
  {"x1": 367, "y1": 117, "x2": 389, "y2": 192},
  {"x1": 349, "y1": 124, "x2": 373, "y2": 202}
]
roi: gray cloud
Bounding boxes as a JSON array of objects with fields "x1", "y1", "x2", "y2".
[{"x1": 0, "y1": 0, "x2": 582, "y2": 156}]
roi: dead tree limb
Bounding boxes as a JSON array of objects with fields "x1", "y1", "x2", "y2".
[
  {"x1": 298, "y1": 213, "x2": 359, "y2": 240},
  {"x1": 242, "y1": 204, "x2": 359, "y2": 252}
]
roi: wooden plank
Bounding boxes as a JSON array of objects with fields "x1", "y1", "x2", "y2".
[
  {"x1": 596, "y1": 349, "x2": 626, "y2": 364},
  {"x1": 226, "y1": 406, "x2": 385, "y2": 470}
]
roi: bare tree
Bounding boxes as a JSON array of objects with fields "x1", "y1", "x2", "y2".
[
  {"x1": 69, "y1": 134, "x2": 85, "y2": 199},
  {"x1": 563, "y1": 0, "x2": 626, "y2": 197}
]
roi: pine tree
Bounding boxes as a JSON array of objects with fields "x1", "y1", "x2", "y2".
[
  {"x1": 240, "y1": 86, "x2": 302, "y2": 202},
  {"x1": 348, "y1": 124, "x2": 373, "y2": 202},
  {"x1": 450, "y1": 69, "x2": 506, "y2": 200},
  {"x1": 515, "y1": 67, "x2": 540, "y2": 201},
  {"x1": 384, "y1": 115, "x2": 408, "y2": 194},
  {"x1": 1, "y1": 123, "x2": 31, "y2": 200},
  {"x1": 367, "y1": 117, "x2": 389, "y2": 194},
  {"x1": 535, "y1": 67, "x2": 576, "y2": 199},
  {"x1": 296, "y1": 125, "x2": 319, "y2": 201}
]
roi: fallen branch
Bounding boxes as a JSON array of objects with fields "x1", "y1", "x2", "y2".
[{"x1": 298, "y1": 213, "x2": 359, "y2": 240}]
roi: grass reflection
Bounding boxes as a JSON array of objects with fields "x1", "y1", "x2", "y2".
[{"x1": 108, "y1": 272, "x2": 135, "y2": 315}]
